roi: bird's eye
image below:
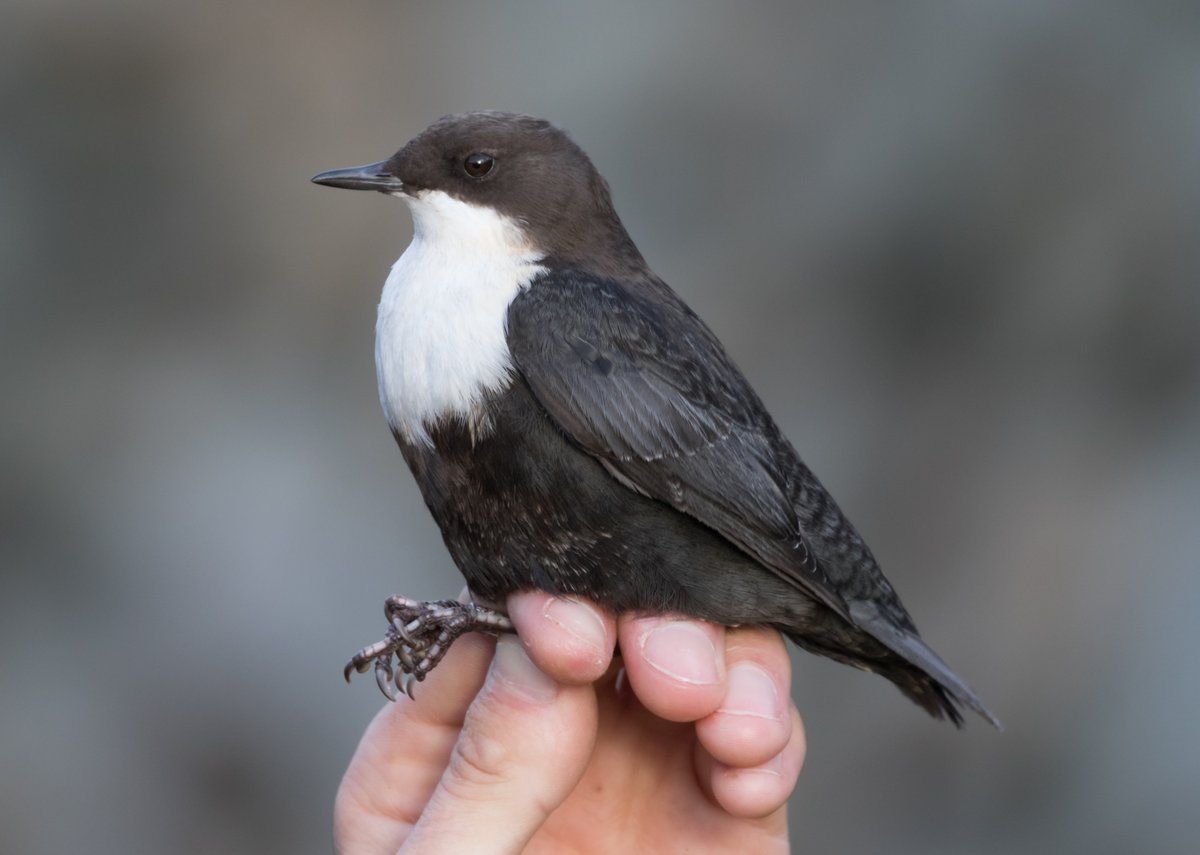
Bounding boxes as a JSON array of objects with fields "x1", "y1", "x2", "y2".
[{"x1": 463, "y1": 153, "x2": 495, "y2": 178}]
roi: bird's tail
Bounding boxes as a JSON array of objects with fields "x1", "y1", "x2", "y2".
[
  {"x1": 787, "y1": 606, "x2": 1001, "y2": 729},
  {"x1": 855, "y1": 601, "x2": 1001, "y2": 728}
]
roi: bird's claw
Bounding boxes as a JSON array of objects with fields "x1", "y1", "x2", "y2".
[
  {"x1": 343, "y1": 596, "x2": 516, "y2": 701},
  {"x1": 375, "y1": 658, "x2": 397, "y2": 701}
]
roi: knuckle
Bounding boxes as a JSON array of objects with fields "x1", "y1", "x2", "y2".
[{"x1": 443, "y1": 716, "x2": 517, "y2": 796}]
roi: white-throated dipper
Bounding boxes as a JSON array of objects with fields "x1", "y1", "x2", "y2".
[{"x1": 313, "y1": 111, "x2": 998, "y2": 727}]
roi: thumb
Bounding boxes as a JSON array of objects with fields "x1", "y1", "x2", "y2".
[{"x1": 400, "y1": 635, "x2": 598, "y2": 854}]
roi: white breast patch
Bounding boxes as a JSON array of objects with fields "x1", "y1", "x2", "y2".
[{"x1": 375, "y1": 189, "x2": 545, "y2": 446}]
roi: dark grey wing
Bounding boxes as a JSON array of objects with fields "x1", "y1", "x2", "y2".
[{"x1": 507, "y1": 270, "x2": 852, "y2": 621}]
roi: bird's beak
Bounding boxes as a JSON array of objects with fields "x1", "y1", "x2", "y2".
[{"x1": 311, "y1": 160, "x2": 405, "y2": 193}]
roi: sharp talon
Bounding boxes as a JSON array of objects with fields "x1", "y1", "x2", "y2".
[
  {"x1": 396, "y1": 645, "x2": 415, "y2": 672},
  {"x1": 375, "y1": 660, "x2": 398, "y2": 701},
  {"x1": 343, "y1": 661, "x2": 355, "y2": 683},
  {"x1": 400, "y1": 671, "x2": 416, "y2": 701}
]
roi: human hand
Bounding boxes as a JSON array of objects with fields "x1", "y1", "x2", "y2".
[{"x1": 333, "y1": 591, "x2": 805, "y2": 854}]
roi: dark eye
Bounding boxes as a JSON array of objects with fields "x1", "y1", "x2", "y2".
[{"x1": 463, "y1": 153, "x2": 495, "y2": 178}]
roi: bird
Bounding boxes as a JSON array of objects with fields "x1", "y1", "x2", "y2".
[{"x1": 312, "y1": 111, "x2": 998, "y2": 727}]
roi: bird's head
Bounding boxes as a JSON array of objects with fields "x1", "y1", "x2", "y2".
[{"x1": 313, "y1": 111, "x2": 641, "y2": 273}]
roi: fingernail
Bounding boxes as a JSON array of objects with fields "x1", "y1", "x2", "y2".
[
  {"x1": 718, "y1": 663, "x2": 783, "y2": 721},
  {"x1": 490, "y1": 635, "x2": 557, "y2": 703},
  {"x1": 640, "y1": 622, "x2": 721, "y2": 685},
  {"x1": 543, "y1": 597, "x2": 607, "y2": 658}
]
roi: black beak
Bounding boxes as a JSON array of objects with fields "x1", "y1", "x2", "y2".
[{"x1": 311, "y1": 160, "x2": 405, "y2": 193}]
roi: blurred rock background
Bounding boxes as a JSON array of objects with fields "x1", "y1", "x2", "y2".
[{"x1": 2, "y1": 1, "x2": 1198, "y2": 852}]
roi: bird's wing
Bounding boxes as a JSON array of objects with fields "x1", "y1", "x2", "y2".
[{"x1": 506, "y1": 270, "x2": 852, "y2": 620}]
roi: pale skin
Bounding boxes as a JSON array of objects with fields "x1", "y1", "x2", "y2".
[{"x1": 334, "y1": 591, "x2": 805, "y2": 854}]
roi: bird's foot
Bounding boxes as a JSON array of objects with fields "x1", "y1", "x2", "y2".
[{"x1": 343, "y1": 596, "x2": 515, "y2": 701}]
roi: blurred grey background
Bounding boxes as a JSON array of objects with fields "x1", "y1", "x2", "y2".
[{"x1": 3, "y1": 1, "x2": 1198, "y2": 853}]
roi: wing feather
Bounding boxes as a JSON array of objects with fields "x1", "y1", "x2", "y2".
[{"x1": 507, "y1": 271, "x2": 850, "y2": 620}]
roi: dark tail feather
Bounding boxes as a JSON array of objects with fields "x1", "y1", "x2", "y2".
[
  {"x1": 888, "y1": 643, "x2": 1001, "y2": 729},
  {"x1": 848, "y1": 603, "x2": 1002, "y2": 729},
  {"x1": 884, "y1": 663, "x2": 967, "y2": 727}
]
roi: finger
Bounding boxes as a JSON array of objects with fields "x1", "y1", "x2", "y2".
[
  {"x1": 618, "y1": 615, "x2": 726, "y2": 722},
  {"x1": 696, "y1": 704, "x2": 806, "y2": 821},
  {"x1": 401, "y1": 635, "x2": 598, "y2": 854},
  {"x1": 334, "y1": 629, "x2": 496, "y2": 855},
  {"x1": 508, "y1": 591, "x2": 616, "y2": 685},
  {"x1": 694, "y1": 626, "x2": 792, "y2": 767}
]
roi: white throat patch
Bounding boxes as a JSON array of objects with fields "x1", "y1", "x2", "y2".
[{"x1": 376, "y1": 189, "x2": 545, "y2": 446}]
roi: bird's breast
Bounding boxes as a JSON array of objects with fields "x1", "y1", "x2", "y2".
[{"x1": 375, "y1": 230, "x2": 544, "y2": 446}]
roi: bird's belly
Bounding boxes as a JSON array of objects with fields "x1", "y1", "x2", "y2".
[{"x1": 395, "y1": 380, "x2": 808, "y2": 625}]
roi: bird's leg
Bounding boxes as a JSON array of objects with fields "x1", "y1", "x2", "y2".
[{"x1": 343, "y1": 596, "x2": 515, "y2": 700}]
